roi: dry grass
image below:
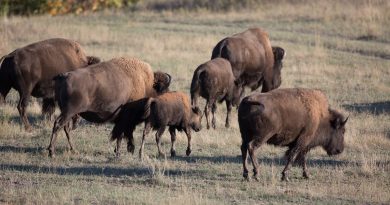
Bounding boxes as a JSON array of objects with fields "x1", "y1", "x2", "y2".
[{"x1": 0, "y1": 0, "x2": 389, "y2": 204}]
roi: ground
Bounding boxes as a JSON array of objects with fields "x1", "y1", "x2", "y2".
[{"x1": 0, "y1": 1, "x2": 389, "y2": 204}]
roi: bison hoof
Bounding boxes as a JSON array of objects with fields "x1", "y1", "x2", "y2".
[
  {"x1": 225, "y1": 123, "x2": 230, "y2": 128},
  {"x1": 186, "y1": 148, "x2": 192, "y2": 156},
  {"x1": 243, "y1": 172, "x2": 250, "y2": 181},
  {"x1": 127, "y1": 144, "x2": 135, "y2": 154},
  {"x1": 206, "y1": 125, "x2": 210, "y2": 129},
  {"x1": 158, "y1": 152, "x2": 166, "y2": 158},
  {"x1": 281, "y1": 174, "x2": 290, "y2": 182},
  {"x1": 170, "y1": 150, "x2": 176, "y2": 157},
  {"x1": 48, "y1": 150, "x2": 55, "y2": 158},
  {"x1": 303, "y1": 172, "x2": 310, "y2": 179},
  {"x1": 25, "y1": 125, "x2": 33, "y2": 132}
]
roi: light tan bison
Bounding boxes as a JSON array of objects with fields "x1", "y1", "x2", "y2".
[
  {"x1": 238, "y1": 88, "x2": 348, "y2": 181},
  {"x1": 48, "y1": 57, "x2": 171, "y2": 157},
  {"x1": 0, "y1": 38, "x2": 100, "y2": 131}
]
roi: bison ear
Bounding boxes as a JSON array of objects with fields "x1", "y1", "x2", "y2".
[
  {"x1": 272, "y1": 46, "x2": 285, "y2": 61},
  {"x1": 192, "y1": 106, "x2": 201, "y2": 115}
]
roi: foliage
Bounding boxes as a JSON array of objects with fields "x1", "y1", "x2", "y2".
[{"x1": 0, "y1": 0, "x2": 141, "y2": 16}]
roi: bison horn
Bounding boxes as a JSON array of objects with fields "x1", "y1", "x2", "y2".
[
  {"x1": 166, "y1": 73, "x2": 172, "y2": 85},
  {"x1": 341, "y1": 115, "x2": 349, "y2": 126}
]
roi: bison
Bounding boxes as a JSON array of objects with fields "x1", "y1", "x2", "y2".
[
  {"x1": 139, "y1": 91, "x2": 202, "y2": 159},
  {"x1": 190, "y1": 58, "x2": 243, "y2": 129},
  {"x1": 47, "y1": 57, "x2": 171, "y2": 157},
  {"x1": 211, "y1": 27, "x2": 285, "y2": 92},
  {"x1": 110, "y1": 98, "x2": 150, "y2": 157},
  {"x1": 0, "y1": 38, "x2": 100, "y2": 131},
  {"x1": 238, "y1": 88, "x2": 348, "y2": 181}
]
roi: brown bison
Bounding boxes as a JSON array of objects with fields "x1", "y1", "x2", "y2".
[
  {"x1": 48, "y1": 57, "x2": 171, "y2": 157},
  {"x1": 139, "y1": 91, "x2": 202, "y2": 159},
  {"x1": 0, "y1": 38, "x2": 100, "y2": 131},
  {"x1": 211, "y1": 28, "x2": 285, "y2": 92},
  {"x1": 110, "y1": 98, "x2": 150, "y2": 157},
  {"x1": 190, "y1": 58, "x2": 243, "y2": 129},
  {"x1": 238, "y1": 88, "x2": 348, "y2": 181}
]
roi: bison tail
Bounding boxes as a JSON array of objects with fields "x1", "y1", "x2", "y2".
[
  {"x1": 142, "y1": 98, "x2": 154, "y2": 120},
  {"x1": 190, "y1": 66, "x2": 206, "y2": 107},
  {"x1": 87, "y1": 56, "x2": 101, "y2": 65},
  {"x1": 211, "y1": 38, "x2": 227, "y2": 59}
]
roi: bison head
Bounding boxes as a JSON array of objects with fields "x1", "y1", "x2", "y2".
[
  {"x1": 190, "y1": 106, "x2": 203, "y2": 132},
  {"x1": 260, "y1": 46, "x2": 285, "y2": 92},
  {"x1": 324, "y1": 109, "x2": 348, "y2": 156},
  {"x1": 153, "y1": 72, "x2": 172, "y2": 93}
]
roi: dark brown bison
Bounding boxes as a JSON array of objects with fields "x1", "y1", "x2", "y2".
[
  {"x1": 110, "y1": 98, "x2": 150, "y2": 157},
  {"x1": 0, "y1": 38, "x2": 100, "y2": 131},
  {"x1": 139, "y1": 91, "x2": 202, "y2": 159},
  {"x1": 48, "y1": 57, "x2": 171, "y2": 157},
  {"x1": 190, "y1": 58, "x2": 243, "y2": 129},
  {"x1": 238, "y1": 88, "x2": 348, "y2": 181},
  {"x1": 211, "y1": 28, "x2": 285, "y2": 92}
]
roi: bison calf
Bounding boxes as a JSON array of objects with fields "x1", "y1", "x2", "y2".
[
  {"x1": 191, "y1": 58, "x2": 243, "y2": 129},
  {"x1": 140, "y1": 91, "x2": 202, "y2": 159},
  {"x1": 110, "y1": 98, "x2": 150, "y2": 157},
  {"x1": 238, "y1": 88, "x2": 348, "y2": 181}
]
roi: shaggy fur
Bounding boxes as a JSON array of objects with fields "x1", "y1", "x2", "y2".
[
  {"x1": 211, "y1": 27, "x2": 285, "y2": 92},
  {"x1": 190, "y1": 58, "x2": 243, "y2": 129},
  {"x1": 0, "y1": 38, "x2": 100, "y2": 131},
  {"x1": 238, "y1": 88, "x2": 348, "y2": 181},
  {"x1": 48, "y1": 57, "x2": 171, "y2": 157},
  {"x1": 139, "y1": 91, "x2": 202, "y2": 158}
]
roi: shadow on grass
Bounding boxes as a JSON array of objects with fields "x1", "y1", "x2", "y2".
[
  {"x1": 0, "y1": 145, "x2": 45, "y2": 154},
  {"x1": 343, "y1": 101, "x2": 390, "y2": 115},
  {"x1": 0, "y1": 163, "x2": 200, "y2": 177},
  {"x1": 173, "y1": 155, "x2": 358, "y2": 167}
]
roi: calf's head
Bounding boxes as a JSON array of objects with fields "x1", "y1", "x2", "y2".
[
  {"x1": 190, "y1": 106, "x2": 203, "y2": 132},
  {"x1": 153, "y1": 72, "x2": 172, "y2": 93},
  {"x1": 324, "y1": 109, "x2": 348, "y2": 156}
]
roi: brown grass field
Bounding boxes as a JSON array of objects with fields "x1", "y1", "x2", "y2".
[{"x1": 0, "y1": 0, "x2": 389, "y2": 204}]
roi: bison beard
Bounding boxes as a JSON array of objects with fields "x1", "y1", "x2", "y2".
[{"x1": 238, "y1": 88, "x2": 348, "y2": 181}]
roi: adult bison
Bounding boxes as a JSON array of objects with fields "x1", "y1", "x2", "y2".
[
  {"x1": 211, "y1": 28, "x2": 285, "y2": 92},
  {"x1": 238, "y1": 88, "x2": 348, "y2": 181},
  {"x1": 48, "y1": 57, "x2": 171, "y2": 157},
  {"x1": 190, "y1": 58, "x2": 243, "y2": 129},
  {"x1": 0, "y1": 38, "x2": 100, "y2": 131}
]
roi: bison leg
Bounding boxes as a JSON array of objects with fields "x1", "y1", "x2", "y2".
[
  {"x1": 248, "y1": 137, "x2": 266, "y2": 181},
  {"x1": 184, "y1": 128, "x2": 192, "y2": 156},
  {"x1": 296, "y1": 150, "x2": 309, "y2": 179},
  {"x1": 17, "y1": 91, "x2": 32, "y2": 131},
  {"x1": 126, "y1": 129, "x2": 135, "y2": 154},
  {"x1": 281, "y1": 146, "x2": 300, "y2": 182},
  {"x1": 169, "y1": 127, "x2": 177, "y2": 157},
  {"x1": 114, "y1": 136, "x2": 122, "y2": 157},
  {"x1": 241, "y1": 141, "x2": 250, "y2": 181},
  {"x1": 64, "y1": 122, "x2": 76, "y2": 153},
  {"x1": 204, "y1": 101, "x2": 211, "y2": 129},
  {"x1": 47, "y1": 113, "x2": 74, "y2": 157},
  {"x1": 139, "y1": 122, "x2": 151, "y2": 159},
  {"x1": 225, "y1": 101, "x2": 232, "y2": 128},
  {"x1": 155, "y1": 126, "x2": 166, "y2": 158},
  {"x1": 211, "y1": 102, "x2": 217, "y2": 129},
  {"x1": 42, "y1": 98, "x2": 56, "y2": 122}
]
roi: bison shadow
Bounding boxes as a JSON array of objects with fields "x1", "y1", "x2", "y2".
[
  {"x1": 343, "y1": 101, "x2": 390, "y2": 115},
  {"x1": 0, "y1": 145, "x2": 45, "y2": 154},
  {"x1": 0, "y1": 163, "x2": 202, "y2": 177},
  {"x1": 172, "y1": 155, "x2": 357, "y2": 167}
]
